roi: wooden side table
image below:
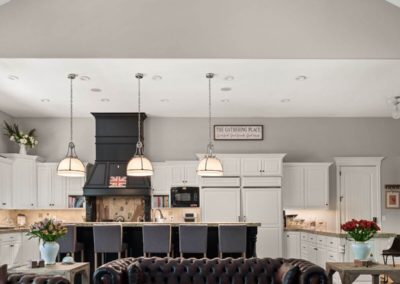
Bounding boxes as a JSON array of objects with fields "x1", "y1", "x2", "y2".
[
  {"x1": 10, "y1": 262, "x2": 90, "y2": 284},
  {"x1": 326, "y1": 262, "x2": 400, "y2": 284}
]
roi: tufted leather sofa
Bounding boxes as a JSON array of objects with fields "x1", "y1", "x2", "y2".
[
  {"x1": 93, "y1": 257, "x2": 327, "y2": 284},
  {"x1": 6, "y1": 273, "x2": 70, "y2": 284}
]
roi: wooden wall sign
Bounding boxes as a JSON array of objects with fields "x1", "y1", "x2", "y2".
[{"x1": 214, "y1": 125, "x2": 263, "y2": 141}]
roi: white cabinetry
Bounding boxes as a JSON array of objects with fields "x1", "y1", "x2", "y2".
[
  {"x1": 0, "y1": 157, "x2": 12, "y2": 209},
  {"x1": 219, "y1": 157, "x2": 241, "y2": 176},
  {"x1": 168, "y1": 161, "x2": 199, "y2": 186},
  {"x1": 151, "y1": 162, "x2": 171, "y2": 194},
  {"x1": 282, "y1": 163, "x2": 331, "y2": 209},
  {"x1": 284, "y1": 232, "x2": 301, "y2": 258},
  {"x1": 1, "y1": 154, "x2": 43, "y2": 209},
  {"x1": 0, "y1": 232, "x2": 39, "y2": 267},
  {"x1": 37, "y1": 163, "x2": 67, "y2": 209},
  {"x1": 241, "y1": 157, "x2": 283, "y2": 177},
  {"x1": 201, "y1": 187, "x2": 240, "y2": 222}
]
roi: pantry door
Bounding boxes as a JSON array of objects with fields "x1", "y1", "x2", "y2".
[{"x1": 336, "y1": 158, "x2": 383, "y2": 229}]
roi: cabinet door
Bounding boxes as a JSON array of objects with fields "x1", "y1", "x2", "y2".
[
  {"x1": 0, "y1": 242, "x2": 13, "y2": 266},
  {"x1": 242, "y1": 188, "x2": 281, "y2": 226},
  {"x1": 170, "y1": 166, "x2": 186, "y2": 185},
  {"x1": 257, "y1": 227, "x2": 282, "y2": 258},
  {"x1": 13, "y1": 159, "x2": 37, "y2": 209},
  {"x1": 0, "y1": 161, "x2": 12, "y2": 209},
  {"x1": 201, "y1": 188, "x2": 240, "y2": 222},
  {"x1": 151, "y1": 163, "x2": 170, "y2": 194},
  {"x1": 262, "y1": 158, "x2": 282, "y2": 176},
  {"x1": 52, "y1": 166, "x2": 67, "y2": 208},
  {"x1": 306, "y1": 243, "x2": 318, "y2": 264},
  {"x1": 282, "y1": 166, "x2": 305, "y2": 209},
  {"x1": 241, "y1": 158, "x2": 263, "y2": 176},
  {"x1": 220, "y1": 158, "x2": 241, "y2": 176},
  {"x1": 65, "y1": 176, "x2": 85, "y2": 195},
  {"x1": 304, "y1": 166, "x2": 329, "y2": 208},
  {"x1": 184, "y1": 164, "x2": 199, "y2": 185},
  {"x1": 19, "y1": 234, "x2": 39, "y2": 264},
  {"x1": 284, "y1": 232, "x2": 301, "y2": 258},
  {"x1": 316, "y1": 246, "x2": 327, "y2": 268},
  {"x1": 11, "y1": 241, "x2": 22, "y2": 266},
  {"x1": 37, "y1": 165, "x2": 52, "y2": 208}
]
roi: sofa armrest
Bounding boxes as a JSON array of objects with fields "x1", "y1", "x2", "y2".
[
  {"x1": 127, "y1": 262, "x2": 142, "y2": 284},
  {"x1": 93, "y1": 258, "x2": 136, "y2": 284},
  {"x1": 7, "y1": 273, "x2": 70, "y2": 284},
  {"x1": 283, "y1": 259, "x2": 327, "y2": 284}
]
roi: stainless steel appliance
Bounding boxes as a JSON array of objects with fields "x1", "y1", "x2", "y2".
[{"x1": 170, "y1": 186, "x2": 199, "y2": 208}]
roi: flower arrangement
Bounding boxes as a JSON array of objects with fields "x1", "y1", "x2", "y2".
[
  {"x1": 341, "y1": 219, "x2": 380, "y2": 242},
  {"x1": 3, "y1": 121, "x2": 38, "y2": 148},
  {"x1": 27, "y1": 218, "x2": 67, "y2": 243}
]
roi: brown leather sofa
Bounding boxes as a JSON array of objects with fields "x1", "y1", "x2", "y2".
[
  {"x1": 93, "y1": 257, "x2": 327, "y2": 284},
  {"x1": 0, "y1": 264, "x2": 70, "y2": 284}
]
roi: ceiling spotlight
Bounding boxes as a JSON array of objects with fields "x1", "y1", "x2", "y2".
[
  {"x1": 152, "y1": 75, "x2": 162, "y2": 81},
  {"x1": 160, "y1": 98, "x2": 170, "y2": 103},
  {"x1": 295, "y1": 75, "x2": 307, "y2": 81},
  {"x1": 80, "y1": 76, "x2": 91, "y2": 81},
  {"x1": 91, "y1": 88, "x2": 102, "y2": 93},
  {"x1": 221, "y1": 87, "x2": 232, "y2": 92},
  {"x1": 100, "y1": 98, "x2": 110, "y2": 102},
  {"x1": 390, "y1": 96, "x2": 400, "y2": 119},
  {"x1": 221, "y1": 98, "x2": 230, "y2": 103},
  {"x1": 40, "y1": 98, "x2": 50, "y2": 103},
  {"x1": 224, "y1": 76, "x2": 234, "y2": 81},
  {"x1": 281, "y1": 98, "x2": 291, "y2": 103},
  {"x1": 8, "y1": 75, "x2": 19, "y2": 80}
]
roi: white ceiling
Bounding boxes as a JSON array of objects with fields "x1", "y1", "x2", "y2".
[
  {"x1": 0, "y1": 0, "x2": 400, "y2": 59},
  {"x1": 1, "y1": 59, "x2": 400, "y2": 118}
]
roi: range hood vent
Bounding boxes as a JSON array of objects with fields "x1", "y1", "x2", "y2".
[{"x1": 83, "y1": 113, "x2": 151, "y2": 196}]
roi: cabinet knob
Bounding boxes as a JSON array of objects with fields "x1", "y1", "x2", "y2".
[{"x1": 2, "y1": 203, "x2": 6, "y2": 205}]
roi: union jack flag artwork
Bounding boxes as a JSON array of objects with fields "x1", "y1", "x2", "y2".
[{"x1": 109, "y1": 176, "x2": 127, "y2": 188}]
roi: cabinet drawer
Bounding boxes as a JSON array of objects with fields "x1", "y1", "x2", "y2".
[
  {"x1": 201, "y1": 177, "x2": 240, "y2": 187},
  {"x1": 327, "y1": 237, "x2": 340, "y2": 249},
  {"x1": 301, "y1": 233, "x2": 309, "y2": 241},
  {"x1": 242, "y1": 177, "x2": 281, "y2": 187},
  {"x1": 301, "y1": 243, "x2": 308, "y2": 254},
  {"x1": 0, "y1": 232, "x2": 21, "y2": 242},
  {"x1": 317, "y1": 235, "x2": 327, "y2": 247},
  {"x1": 327, "y1": 251, "x2": 341, "y2": 262},
  {"x1": 308, "y1": 234, "x2": 317, "y2": 243}
]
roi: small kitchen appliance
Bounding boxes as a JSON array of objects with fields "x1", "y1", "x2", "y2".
[{"x1": 170, "y1": 186, "x2": 200, "y2": 208}]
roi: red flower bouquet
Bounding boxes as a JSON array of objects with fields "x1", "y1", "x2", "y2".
[{"x1": 341, "y1": 219, "x2": 380, "y2": 242}]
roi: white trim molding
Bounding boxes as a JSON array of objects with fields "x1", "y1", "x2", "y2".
[{"x1": 334, "y1": 157, "x2": 384, "y2": 167}]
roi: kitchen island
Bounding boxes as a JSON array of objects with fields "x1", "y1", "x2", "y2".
[{"x1": 67, "y1": 222, "x2": 260, "y2": 273}]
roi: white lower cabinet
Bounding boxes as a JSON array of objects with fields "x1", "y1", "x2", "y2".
[
  {"x1": 284, "y1": 232, "x2": 301, "y2": 258},
  {"x1": 257, "y1": 227, "x2": 281, "y2": 258},
  {"x1": 201, "y1": 187, "x2": 241, "y2": 222},
  {"x1": 0, "y1": 232, "x2": 39, "y2": 267}
]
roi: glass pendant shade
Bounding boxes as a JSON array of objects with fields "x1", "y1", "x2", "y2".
[
  {"x1": 57, "y1": 157, "x2": 86, "y2": 177},
  {"x1": 197, "y1": 155, "x2": 223, "y2": 176},
  {"x1": 127, "y1": 154, "x2": 154, "y2": 176}
]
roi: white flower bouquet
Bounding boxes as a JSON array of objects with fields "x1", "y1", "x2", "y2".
[{"x1": 3, "y1": 121, "x2": 38, "y2": 148}]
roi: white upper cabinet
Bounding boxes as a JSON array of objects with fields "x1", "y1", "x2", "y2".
[
  {"x1": 282, "y1": 163, "x2": 331, "y2": 209},
  {"x1": 0, "y1": 158, "x2": 13, "y2": 209},
  {"x1": 1, "y1": 154, "x2": 43, "y2": 209},
  {"x1": 151, "y1": 162, "x2": 171, "y2": 194},
  {"x1": 241, "y1": 156, "x2": 284, "y2": 177},
  {"x1": 167, "y1": 161, "x2": 199, "y2": 186},
  {"x1": 241, "y1": 158, "x2": 263, "y2": 176},
  {"x1": 201, "y1": 187, "x2": 241, "y2": 222},
  {"x1": 37, "y1": 163, "x2": 67, "y2": 209},
  {"x1": 219, "y1": 158, "x2": 241, "y2": 176}
]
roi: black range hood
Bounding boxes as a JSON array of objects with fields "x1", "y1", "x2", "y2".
[{"x1": 83, "y1": 113, "x2": 151, "y2": 196}]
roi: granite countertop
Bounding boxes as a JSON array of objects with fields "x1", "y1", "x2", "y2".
[
  {"x1": 0, "y1": 227, "x2": 29, "y2": 234},
  {"x1": 284, "y1": 227, "x2": 396, "y2": 238},
  {"x1": 66, "y1": 222, "x2": 261, "y2": 227}
]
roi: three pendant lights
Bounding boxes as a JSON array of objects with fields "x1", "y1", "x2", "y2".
[{"x1": 57, "y1": 73, "x2": 223, "y2": 178}]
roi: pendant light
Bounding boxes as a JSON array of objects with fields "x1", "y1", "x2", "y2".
[
  {"x1": 57, "y1": 74, "x2": 86, "y2": 177},
  {"x1": 127, "y1": 73, "x2": 154, "y2": 176},
  {"x1": 197, "y1": 73, "x2": 223, "y2": 176}
]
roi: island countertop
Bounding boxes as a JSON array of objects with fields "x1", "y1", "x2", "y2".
[
  {"x1": 284, "y1": 227, "x2": 396, "y2": 238},
  {"x1": 66, "y1": 222, "x2": 261, "y2": 227}
]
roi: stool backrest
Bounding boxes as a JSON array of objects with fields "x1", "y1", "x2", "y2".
[
  {"x1": 179, "y1": 225, "x2": 208, "y2": 254},
  {"x1": 143, "y1": 225, "x2": 171, "y2": 254},
  {"x1": 218, "y1": 225, "x2": 247, "y2": 254},
  {"x1": 93, "y1": 225, "x2": 123, "y2": 253},
  {"x1": 58, "y1": 225, "x2": 76, "y2": 253}
]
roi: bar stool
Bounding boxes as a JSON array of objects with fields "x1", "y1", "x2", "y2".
[
  {"x1": 58, "y1": 225, "x2": 84, "y2": 261},
  {"x1": 218, "y1": 225, "x2": 247, "y2": 258},
  {"x1": 142, "y1": 224, "x2": 171, "y2": 257},
  {"x1": 93, "y1": 225, "x2": 128, "y2": 268},
  {"x1": 179, "y1": 224, "x2": 208, "y2": 258}
]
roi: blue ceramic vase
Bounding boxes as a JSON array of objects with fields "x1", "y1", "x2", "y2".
[
  {"x1": 39, "y1": 241, "x2": 59, "y2": 265},
  {"x1": 351, "y1": 242, "x2": 372, "y2": 260}
]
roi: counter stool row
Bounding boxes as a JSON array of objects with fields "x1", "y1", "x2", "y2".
[{"x1": 57, "y1": 224, "x2": 247, "y2": 268}]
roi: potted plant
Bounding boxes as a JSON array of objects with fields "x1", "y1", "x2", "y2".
[
  {"x1": 27, "y1": 218, "x2": 67, "y2": 265},
  {"x1": 341, "y1": 219, "x2": 380, "y2": 260},
  {"x1": 3, "y1": 121, "x2": 38, "y2": 155}
]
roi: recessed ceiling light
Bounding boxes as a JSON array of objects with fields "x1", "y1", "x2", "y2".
[
  {"x1": 152, "y1": 75, "x2": 162, "y2": 81},
  {"x1": 221, "y1": 98, "x2": 230, "y2": 103},
  {"x1": 80, "y1": 76, "x2": 91, "y2": 81},
  {"x1": 224, "y1": 76, "x2": 234, "y2": 81},
  {"x1": 40, "y1": 98, "x2": 50, "y2": 103},
  {"x1": 8, "y1": 75, "x2": 19, "y2": 80},
  {"x1": 295, "y1": 75, "x2": 307, "y2": 81},
  {"x1": 160, "y1": 98, "x2": 170, "y2": 103},
  {"x1": 221, "y1": 87, "x2": 232, "y2": 92},
  {"x1": 281, "y1": 98, "x2": 291, "y2": 103},
  {"x1": 100, "y1": 98, "x2": 110, "y2": 102},
  {"x1": 91, "y1": 88, "x2": 102, "y2": 93}
]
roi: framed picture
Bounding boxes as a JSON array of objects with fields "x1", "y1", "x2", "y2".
[
  {"x1": 214, "y1": 125, "x2": 263, "y2": 141},
  {"x1": 386, "y1": 191, "x2": 400, "y2": 208}
]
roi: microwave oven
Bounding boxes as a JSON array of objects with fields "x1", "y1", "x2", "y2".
[{"x1": 170, "y1": 186, "x2": 200, "y2": 208}]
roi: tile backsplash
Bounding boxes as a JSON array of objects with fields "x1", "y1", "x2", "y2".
[{"x1": 1, "y1": 209, "x2": 85, "y2": 226}]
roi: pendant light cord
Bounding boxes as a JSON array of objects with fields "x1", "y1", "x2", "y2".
[
  {"x1": 138, "y1": 76, "x2": 141, "y2": 145},
  {"x1": 136, "y1": 73, "x2": 144, "y2": 155},
  {"x1": 70, "y1": 76, "x2": 73, "y2": 144},
  {"x1": 208, "y1": 75, "x2": 212, "y2": 152}
]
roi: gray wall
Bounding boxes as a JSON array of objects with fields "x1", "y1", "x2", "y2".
[
  {"x1": 0, "y1": 111, "x2": 14, "y2": 153},
  {"x1": 16, "y1": 116, "x2": 400, "y2": 233}
]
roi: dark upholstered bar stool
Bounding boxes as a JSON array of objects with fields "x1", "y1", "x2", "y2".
[
  {"x1": 93, "y1": 224, "x2": 128, "y2": 268},
  {"x1": 218, "y1": 225, "x2": 247, "y2": 258},
  {"x1": 142, "y1": 224, "x2": 171, "y2": 257},
  {"x1": 179, "y1": 224, "x2": 208, "y2": 258},
  {"x1": 58, "y1": 225, "x2": 84, "y2": 261}
]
